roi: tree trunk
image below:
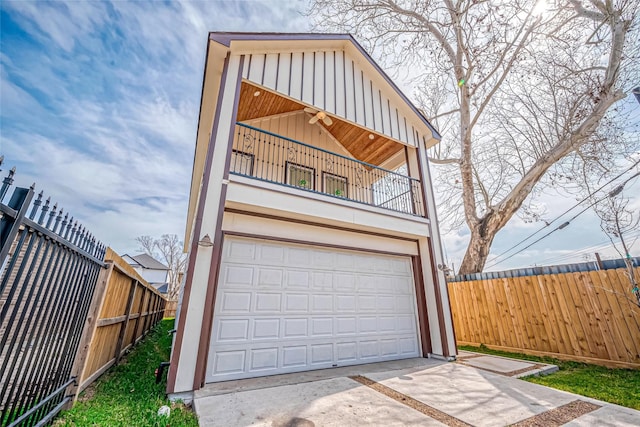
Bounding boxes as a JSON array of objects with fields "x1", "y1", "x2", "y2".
[{"x1": 458, "y1": 217, "x2": 499, "y2": 274}]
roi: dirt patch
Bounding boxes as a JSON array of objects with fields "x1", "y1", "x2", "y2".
[{"x1": 510, "y1": 400, "x2": 601, "y2": 426}]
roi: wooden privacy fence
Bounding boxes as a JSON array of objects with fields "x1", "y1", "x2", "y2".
[
  {"x1": 164, "y1": 299, "x2": 178, "y2": 318},
  {"x1": 448, "y1": 266, "x2": 640, "y2": 369},
  {"x1": 70, "y1": 248, "x2": 166, "y2": 396}
]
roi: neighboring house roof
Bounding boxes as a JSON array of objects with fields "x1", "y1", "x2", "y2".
[
  {"x1": 125, "y1": 253, "x2": 169, "y2": 271},
  {"x1": 155, "y1": 283, "x2": 169, "y2": 294}
]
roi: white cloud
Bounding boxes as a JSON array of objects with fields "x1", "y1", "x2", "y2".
[{"x1": 1, "y1": 1, "x2": 311, "y2": 255}]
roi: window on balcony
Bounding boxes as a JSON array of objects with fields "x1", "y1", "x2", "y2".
[
  {"x1": 286, "y1": 162, "x2": 315, "y2": 190},
  {"x1": 323, "y1": 172, "x2": 348, "y2": 198},
  {"x1": 231, "y1": 150, "x2": 254, "y2": 176}
]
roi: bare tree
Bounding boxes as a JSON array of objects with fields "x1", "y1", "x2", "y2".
[
  {"x1": 135, "y1": 234, "x2": 186, "y2": 300},
  {"x1": 135, "y1": 235, "x2": 155, "y2": 256},
  {"x1": 309, "y1": 0, "x2": 640, "y2": 273},
  {"x1": 594, "y1": 185, "x2": 640, "y2": 305}
]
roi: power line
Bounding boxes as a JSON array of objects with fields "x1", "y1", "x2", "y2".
[
  {"x1": 530, "y1": 232, "x2": 640, "y2": 266},
  {"x1": 485, "y1": 169, "x2": 640, "y2": 269},
  {"x1": 484, "y1": 160, "x2": 640, "y2": 266}
]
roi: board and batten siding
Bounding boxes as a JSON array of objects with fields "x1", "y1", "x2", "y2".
[{"x1": 241, "y1": 51, "x2": 423, "y2": 148}]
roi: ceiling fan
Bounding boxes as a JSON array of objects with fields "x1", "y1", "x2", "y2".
[{"x1": 304, "y1": 107, "x2": 333, "y2": 126}]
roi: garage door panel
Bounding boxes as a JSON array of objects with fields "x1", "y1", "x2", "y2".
[
  {"x1": 310, "y1": 343, "x2": 333, "y2": 364},
  {"x1": 283, "y1": 318, "x2": 308, "y2": 338},
  {"x1": 253, "y1": 318, "x2": 280, "y2": 339},
  {"x1": 335, "y1": 294, "x2": 356, "y2": 311},
  {"x1": 250, "y1": 347, "x2": 279, "y2": 371},
  {"x1": 358, "y1": 316, "x2": 377, "y2": 333},
  {"x1": 312, "y1": 250, "x2": 334, "y2": 268},
  {"x1": 336, "y1": 342, "x2": 357, "y2": 361},
  {"x1": 311, "y1": 317, "x2": 333, "y2": 336},
  {"x1": 288, "y1": 270, "x2": 311, "y2": 288},
  {"x1": 207, "y1": 237, "x2": 420, "y2": 383},
  {"x1": 213, "y1": 350, "x2": 246, "y2": 375},
  {"x1": 283, "y1": 345, "x2": 307, "y2": 367},
  {"x1": 311, "y1": 271, "x2": 332, "y2": 289},
  {"x1": 257, "y1": 268, "x2": 284, "y2": 287},
  {"x1": 335, "y1": 317, "x2": 357, "y2": 335},
  {"x1": 285, "y1": 293, "x2": 309, "y2": 311},
  {"x1": 358, "y1": 295, "x2": 377, "y2": 311},
  {"x1": 220, "y1": 291, "x2": 252, "y2": 312},
  {"x1": 227, "y1": 240, "x2": 256, "y2": 260},
  {"x1": 217, "y1": 319, "x2": 250, "y2": 341},
  {"x1": 334, "y1": 273, "x2": 356, "y2": 290},
  {"x1": 311, "y1": 294, "x2": 333, "y2": 311},
  {"x1": 258, "y1": 243, "x2": 285, "y2": 263},
  {"x1": 224, "y1": 265, "x2": 254, "y2": 286},
  {"x1": 288, "y1": 247, "x2": 310, "y2": 264},
  {"x1": 254, "y1": 292, "x2": 281, "y2": 312}
]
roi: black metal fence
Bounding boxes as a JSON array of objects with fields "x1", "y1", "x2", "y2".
[
  {"x1": 0, "y1": 162, "x2": 106, "y2": 426},
  {"x1": 232, "y1": 123, "x2": 426, "y2": 216}
]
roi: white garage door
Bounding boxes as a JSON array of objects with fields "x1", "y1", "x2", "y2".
[{"x1": 206, "y1": 236, "x2": 420, "y2": 382}]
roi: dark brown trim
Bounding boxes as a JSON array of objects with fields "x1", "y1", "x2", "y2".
[
  {"x1": 275, "y1": 53, "x2": 280, "y2": 92},
  {"x1": 246, "y1": 54, "x2": 252, "y2": 81},
  {"x1": 193, "y1": 54, "x2": 246, "y2": 391},
  {"x1": 413, "y1": 144, "x2": 429, "y2": 219},
  {"x1": 225, "y1": 231, "x2": 415, "y2": 258},
  {"x1": 332, "y1": 51, "x2": 337, "y2": 113},
  {"x1": 300, "y1": 52, "x2": 305, "y2": 99},
  {"x1": 426, "y1": 237, "x2": 450, "y2": 358},
  {"x1": 167, "y1": 53, "x2": 233, "y2": 394},
  {"x1": 412, "y1": 255, "x2": 432, "y2": 356},
  {"x1": 223, "y1": 207, "x2": 418, "y2": 243},
  {"x1": 351, "y1": 59, "x2": 357, "y2": 122},
  {"x1": 342, "y1": 51, "x2": 347, "y2": 115},
  {"x1": 312, "y1": 51, "x2": 316, "y2": 105},
  {"x1": 323, "y1": 51, "x2": 327, "y2": 111},
  {"x1": 418, "y1": 140, "x2": 457, "y2": 354},
  {"x1": 285, "y1": 53, "x2": 291, "y2": 96},
  {"x1": 404, "y1": 146, "x2": 418, "y2": 215}
]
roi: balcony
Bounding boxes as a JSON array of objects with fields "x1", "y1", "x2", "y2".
[{"x1": 230, "y1": 123, "x2": 425, "y2": 216}]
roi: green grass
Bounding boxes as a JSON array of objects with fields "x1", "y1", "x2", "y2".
[
  {"x1": 57, "y1": 319, "x2": 199, "y2": 427},
  {"x1": 459, "y1": 345, "x2": 640, "y2": 410}
]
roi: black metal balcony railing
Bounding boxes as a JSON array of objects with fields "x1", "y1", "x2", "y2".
[{"x1": 231, "y1": 123, "x2": 425, "y2": 216}]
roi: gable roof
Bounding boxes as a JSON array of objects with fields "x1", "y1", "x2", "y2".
[
  {"x1": 127, "y1": 253, "x2": 169, "y2": 270},
  {"x1": 209, "y1": 32, "x2": 441, "y2": 140}
]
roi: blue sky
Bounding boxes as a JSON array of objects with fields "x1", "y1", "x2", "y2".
[{"x1": 1, "y1": 0, "x2": 638, "y2": 270}]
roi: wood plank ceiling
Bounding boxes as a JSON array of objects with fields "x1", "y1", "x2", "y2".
[{"x1": 236, "y1": 82, "x2": 405, "y2": 167}]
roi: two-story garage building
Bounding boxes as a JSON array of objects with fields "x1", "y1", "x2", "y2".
[{"x1": 168, "y1": 32, "x2": 456, "y2": 399}]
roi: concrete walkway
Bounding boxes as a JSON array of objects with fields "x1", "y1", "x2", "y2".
[{"x1": 193, "y1": 354, "x2": 639, "y2": 427}]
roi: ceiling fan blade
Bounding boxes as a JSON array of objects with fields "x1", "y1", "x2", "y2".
[
  {"x1": 304, "y1": 107, "x2": 317, "y2": 114},
  {"x1": 322, "y1": 116, "x2": 333, "y2": 126},
  {"x1": 309, "y1": 115, "x2": 320, "y2": 124}
]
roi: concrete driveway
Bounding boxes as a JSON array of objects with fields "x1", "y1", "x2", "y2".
[{"x1": 193, "y1": 355, "x2": 639, "y2": 427}]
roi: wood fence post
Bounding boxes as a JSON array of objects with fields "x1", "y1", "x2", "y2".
[
  {"x1": 131, "y1": 285, "x2": 147, "y2": 344},
  {"x1": 65, "y1": 261, "x2": 113, "y2": 405},
  {"x1": 114, "y1": 278, "x2": 138, "y2": 363}
]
